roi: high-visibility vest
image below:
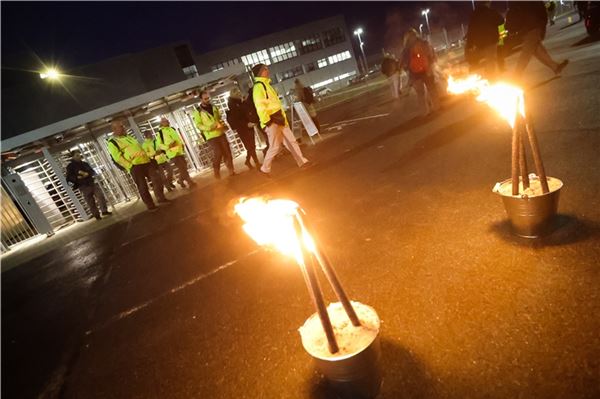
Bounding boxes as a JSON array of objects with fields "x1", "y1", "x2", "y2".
[
  {"x1": 253, "y1": 76, "x2": 288, "y2": 129},
  {"x1": 498, "y1": 23, "x2": 507, "y2": 46},
  {"x1": 192, "y1": 105, "x2": 225, "y2": 141},
  {"x1": 107, "y1": 135, "x2": 150, "y2": 171},
  {"x1": 156, "y1": 126, "x2": 185, "y2": 159},
  {"x1": 142, "y1": 138, "x2": 169, "y2": 164}
]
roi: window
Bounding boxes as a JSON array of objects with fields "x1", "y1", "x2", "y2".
[
  {"x1": 211, "y1": 58, "x2": 241, "y2": 72},
  {"x1": 240, "y1": 50, "x2": 271, "y2": 68},
  {"x1": 317, "y1": 58, "x2": 328, "y2": 68},
  {"x1": 322, "y1": 27, "x2": 346, "y2": 47},
  {"x1": 277, "y1": 65, "x2": 304, "y2": 81},
  {"x1": 183, "y1": 65, "x2": 199, "y2": 79},
  {"x1": 327, "y1": 51, "x2": 351, "y2": 65},
  {"x1": 305, "y1": 62, "x2": 316, "y2": 72},
  {"x1": 269, "y1": 42, "x2": 298, "y2": 63},
  {"x1": 298, "y1": 34, "x2": 323, "y2": 54}
]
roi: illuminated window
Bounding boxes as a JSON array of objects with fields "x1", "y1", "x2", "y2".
[
  {"x1": 269, "y1": 42, "x2": 298, "y2": 63},
  {"x1": 327, "y1": 51, "x2": 351, "y2": 65},
  {"x1": 299, "y1": 34, "x2": 323, "y2": 54},
  {"x1": 317, "y1": 58, "x2": 328, "y2": 68},
  {"x1": 277, "y1": 65, "x2": 303, "y2": 81},
  {"x1": 241, "y1": 50, "x2": 271, "y2": 68},
  {"x1": 211, "y1": 58, "x2": 241, "y2": 72},
  {"x1": 322, "y1": 27, "x2": 346, "y2": 47}
]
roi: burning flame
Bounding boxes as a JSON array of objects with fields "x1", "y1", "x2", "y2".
[
  {"x1": 447, "y1": 75, "x2": 525, "y2": 129},
  {"x1": 234, "y1": 197, "x2": 315, "y2": 266}
]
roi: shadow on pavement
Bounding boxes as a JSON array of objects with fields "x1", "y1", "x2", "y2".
[
  {"x1": 308, "y1": 338, "x2": 432, "y2": 399},
  {"x1": 572, "y1": 32, "x2": 600, "y2": 46},
  {"x1": 488, "y1": 214, "x2": 600, "y2": 247}
]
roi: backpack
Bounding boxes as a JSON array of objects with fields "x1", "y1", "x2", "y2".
[
  {"x1": 107, "y1": 138, "x2": 128, "y2": 172},
  {"x1": 409, "y1": 41, "x2": 430, "y2": 74},
  {"x1": 303, "y1": 86, "x2": 315, "y2": 104},
  {"x1": 245, "y1": 81, "x2": 267, "y2": 124}
]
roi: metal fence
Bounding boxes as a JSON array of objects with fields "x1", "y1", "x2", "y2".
[{"x1": 0, "y1": 185, "x2": 39, "y2": 250}]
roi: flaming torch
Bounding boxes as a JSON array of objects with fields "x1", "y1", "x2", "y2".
[
  {"x1": 234, "y1": 197, "x2": 382, "y2": 398},
  {"x1": 447, "y1": 75, "x2": 563, "y2": 237}
]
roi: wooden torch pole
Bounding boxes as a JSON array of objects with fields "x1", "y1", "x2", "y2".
[
  {"x1": 511, "y1": 118, "x2": 520, "y2": 196},
  {"x1": 297, "y1": 211, "x2": 361, "y2": 327},
  {"x1": 518, "y1": 117, "x2": 530, "y2": 190},
  {"x1": 524, "y1": 113, "x2": 550, "y2": 194},
  {"x1": 293, "y1": 217, "x2": 339, "y2": 354}
]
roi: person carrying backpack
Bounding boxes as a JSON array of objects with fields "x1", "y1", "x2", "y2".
[
  {"x1": 400, "y1": 29, "x2": 439, "y2": 116},
  {"x1": 294, "y1": 79, "x2": 320, "y2": 133}
]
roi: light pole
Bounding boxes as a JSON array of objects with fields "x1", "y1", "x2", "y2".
[
  {"x1": 421, "y1": 8, "x2": 431, "y2": 37},
  {"x1": 419, "y1": 23, "x2": 424, "y2": 37},
  {"x1": 353, "y1": 28, "x2": 369, "y2": 75}
]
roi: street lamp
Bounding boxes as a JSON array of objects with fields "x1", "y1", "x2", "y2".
[
  {"x1": 353, "y1": 28, "x2": 369, "y2": 75},
  {"x1": 421, "y1": 8, "x2": 431, "y2": 36},
  {"x1": 419, "y1": 23, "x2": 424, "y2": 37},
  {"x1": 39, "y1": 67, "x2": 61, "y2": 81}
]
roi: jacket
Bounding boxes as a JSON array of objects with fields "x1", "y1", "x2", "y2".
[
  {"x1": 226, "y1": 97, "x2": 252, "y2": 134},
  {"x1": 252, "y1": 77, "x2": 288, "y2": 128},
  {"x1": 156, "y1": 126, "x2": 185, "y2": 159},
  {"x1": 142, "y1": 138, "x2": 169, "y2": 164},
  {"x1": 66, "y1": 160, "x2": 95, "y2": 189},
  {"x1": 107, "y1": 135, "x2": 150, "y2": 172},
  {"x1": 466, "y1": 5, "x2": 505, "y2": 49},
  {"x1": 192, "y1": 104, "x2": 225, "y2": 140}
]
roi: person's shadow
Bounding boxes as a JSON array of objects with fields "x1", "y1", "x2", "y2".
[
  {"x1": 309, "y1": 338, "x2": 433, "y2": 399},
  {"x1": 489, "y1": 214, "x2": 600, "y2": 247}
]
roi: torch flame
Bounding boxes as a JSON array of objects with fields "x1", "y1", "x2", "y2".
[
  {"x1": 447, "y1": 75, "x2": 525, "y2": 129},
  {"x1": 234, "y1": 197, "x2": 315, "y2": 266}
]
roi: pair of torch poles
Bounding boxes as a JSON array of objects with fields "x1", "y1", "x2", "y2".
[
  {"x1": 510, "y1": 96, "x2": 549, "y2": 196},
  {"x1": 293, "y1": 210, "x2": 361, "y2": 354}
]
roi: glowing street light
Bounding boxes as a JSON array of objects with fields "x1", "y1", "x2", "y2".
[
  {"x1": 353, "y1": 28, "x2": 369, "y2": 74},
  {"x1": 421, "y1": 8, "x2": 431, "y2": 36},
  {"x1": 39, "y1": 68, "x2": 61, "y2": 80}
]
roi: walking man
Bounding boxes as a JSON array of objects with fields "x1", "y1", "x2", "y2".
[
  {"x1": 507, "y1": 1, "x2": 568, "y2": 79},
  {"x1": 251, "y1": 63, "x2": 310, "y2": 176},
  {"x1": 465, "y1": 1, "x2": 505, "y2": 79},
  {"x1": 66, "y1": 150, "x2": 111, "y2": 220},
  {"x1": 400, "y1": 29, "x2": 439, "y2": 117},
  {"x1": 227, "y1": 87, "x2": 260, "y2": 169},
  {"x1": 193, "y1": 91, "x2": 235, "y2": 179},
  {"x1": 107, "y1": 119, "x2": 169, "y2": 211},
  {"x1": 142, "y1": 130, "x2": 175, "y2": 192},
  {"x1": 156, "y1": 118, "x2": 196, "y2": 188}
]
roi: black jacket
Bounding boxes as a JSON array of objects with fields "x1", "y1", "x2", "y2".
[
  {"x1": 66, "y1": 160, "x2": 95, "y2": 189},
  {"x1": 506, "y1": 1, "x2": 548, "y2": 38},
  {"x1": 226, "y1": 97, "x2": 252, "y2": 134},
  {"x1": 466, "y1": 5, "x2": 505, "y2": 49}
]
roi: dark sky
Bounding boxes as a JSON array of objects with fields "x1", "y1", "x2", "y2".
[{"x1": 1, "y1": 1, "x2": 479, "y2": 87}]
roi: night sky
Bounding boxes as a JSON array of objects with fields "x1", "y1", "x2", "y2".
[{"x1": 1, "y1": 1, "x2": 478, "y2": 88}]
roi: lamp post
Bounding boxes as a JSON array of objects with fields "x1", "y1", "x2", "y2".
[
  {"x1": 353, "y1": 28, "x2": 369, "y2": 75},
  {"x1": 421, "y1": 8, "x2": 431, "y2": 37}
]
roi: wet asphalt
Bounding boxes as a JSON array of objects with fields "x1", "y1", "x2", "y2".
[{"x1": 2, "y1": 19, "x2": 599, "y2": 399}]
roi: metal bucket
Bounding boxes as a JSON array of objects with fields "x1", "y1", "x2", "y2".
[
  {"x1": 302, "y1": 312, "x2": 382, "y2": 398},
  {"x1": 494, "y1": 177, "x2": 563, "y2": 238}
]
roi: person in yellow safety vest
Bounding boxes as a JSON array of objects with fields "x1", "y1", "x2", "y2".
[
  {"x1": 107, "y1": 119, "x2": 169, "y2": 211},
  {"x1": 156, "y1": 118, "x2": 196, "y2": 188},
  {"x1": 497, "y1": 23, "x2": 508, "y2": 72},
  {"x1": 142, "y1": 130, "x2": 175, "y2": 192},
  {"x1": 251, "y1": 63, "x2": 310, "y2": 177},
  {"x1": 192, "y1": 91, "x2": 236, "y2": 179}
]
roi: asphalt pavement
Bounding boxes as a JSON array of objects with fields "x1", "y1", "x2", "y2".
[{"x1": 2, "y1": 18, "x2": 599, "y2": 399}]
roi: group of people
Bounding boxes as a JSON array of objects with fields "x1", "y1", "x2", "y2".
[
  {"x1": 381, "y1": 1, "x2": 570, "y2": 117},
  {"x1": 68, "y1": 62, "x2": 317, "y2": 216}
]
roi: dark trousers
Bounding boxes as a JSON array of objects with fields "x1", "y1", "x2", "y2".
[
  {"x1": 172, "y1": 155, "x2": 195, "y2": 186},
  {"x1": 208, "y1": 135, "x2": 233, "y2": 178},
  {"x1": 157, "y1": 161, "x2": 174, "y2": 188},
  {"x1": 79, "y1": 183, "x2": 108, "y2": 217},
  {"x1": 130, "y1": 163, "x2": 166, "y2": 209},
  {"x1": 237, "y1": 128, "x2": 259, "y2": 165}
]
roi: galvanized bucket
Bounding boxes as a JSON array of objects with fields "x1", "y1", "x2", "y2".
[
  {"x1": 302, "y1": 311, "x2": 382, "y2": 399},
  {"x1": 494, "y1": 177, "x2": 563, "y2": 238}
]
